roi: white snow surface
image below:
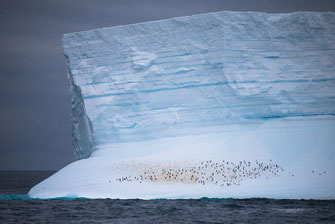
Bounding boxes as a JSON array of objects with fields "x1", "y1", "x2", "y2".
[{"x1": 29, "y1": 11, "x2": 335, "y2": 199}]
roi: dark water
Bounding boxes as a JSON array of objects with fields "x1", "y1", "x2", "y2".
[{"x1": 0, "y1": 171, "x2": 335, "y2": 224}]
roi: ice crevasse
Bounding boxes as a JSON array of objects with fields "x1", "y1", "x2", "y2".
[{"x1": 29, "y1": 11, "x2": 335, "y2": 199}]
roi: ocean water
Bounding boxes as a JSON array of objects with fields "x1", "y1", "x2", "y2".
[{"x1": 0, "y1": 171, "x2": 335, "y2": 224}]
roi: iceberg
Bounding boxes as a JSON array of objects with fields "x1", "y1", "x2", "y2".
[{"x1": 29, "y1": 11, "x2": 335, "y2": 199}]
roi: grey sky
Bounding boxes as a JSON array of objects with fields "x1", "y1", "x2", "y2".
[{"x1": 1, "y1": 0, "x2": 334, "y2": 170}]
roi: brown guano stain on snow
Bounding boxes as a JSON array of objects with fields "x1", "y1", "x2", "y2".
[{"x1": 113, "y1": 159, "x2": 284, "y2": 187}]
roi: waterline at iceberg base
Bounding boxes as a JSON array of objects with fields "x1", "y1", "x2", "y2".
[{"x1": 29, "y1": 11, "x2": 335, "y2": 199}]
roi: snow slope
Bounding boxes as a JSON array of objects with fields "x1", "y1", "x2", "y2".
[{"x1": 29, "y1": 11, "x2": 335, "y2": 199}]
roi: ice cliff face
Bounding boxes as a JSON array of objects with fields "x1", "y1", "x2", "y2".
[{"x1": 63, "y1": 11, "x2": 335, "y2": 159}]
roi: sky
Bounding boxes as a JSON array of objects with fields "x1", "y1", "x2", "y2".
[{"x1": 1, "y1": 0, "x2": 335, "y2": 170}]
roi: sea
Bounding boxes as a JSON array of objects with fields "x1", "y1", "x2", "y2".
[{"x1": 0, "y1": 171, "x2": 334, "y2": 224}]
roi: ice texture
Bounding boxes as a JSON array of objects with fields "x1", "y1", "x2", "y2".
[
  {"x1": 62, "y1": 11, "x2": 335, "y2": 159},
  {"x1": 29, "y1": 11, "x2": 335, "y2": 199}
]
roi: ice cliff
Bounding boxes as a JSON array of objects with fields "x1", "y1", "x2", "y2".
[
  {"x1": 29, "y1": 11, "x2": 335, "y2": 199},
  {"x1": 63, "y1": 11, "x2": 335, "y2": 159}
]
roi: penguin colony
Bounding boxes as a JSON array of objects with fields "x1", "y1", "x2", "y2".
[{"x1": 114, "y1": 159, "x2": 284, "y2": 187}]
